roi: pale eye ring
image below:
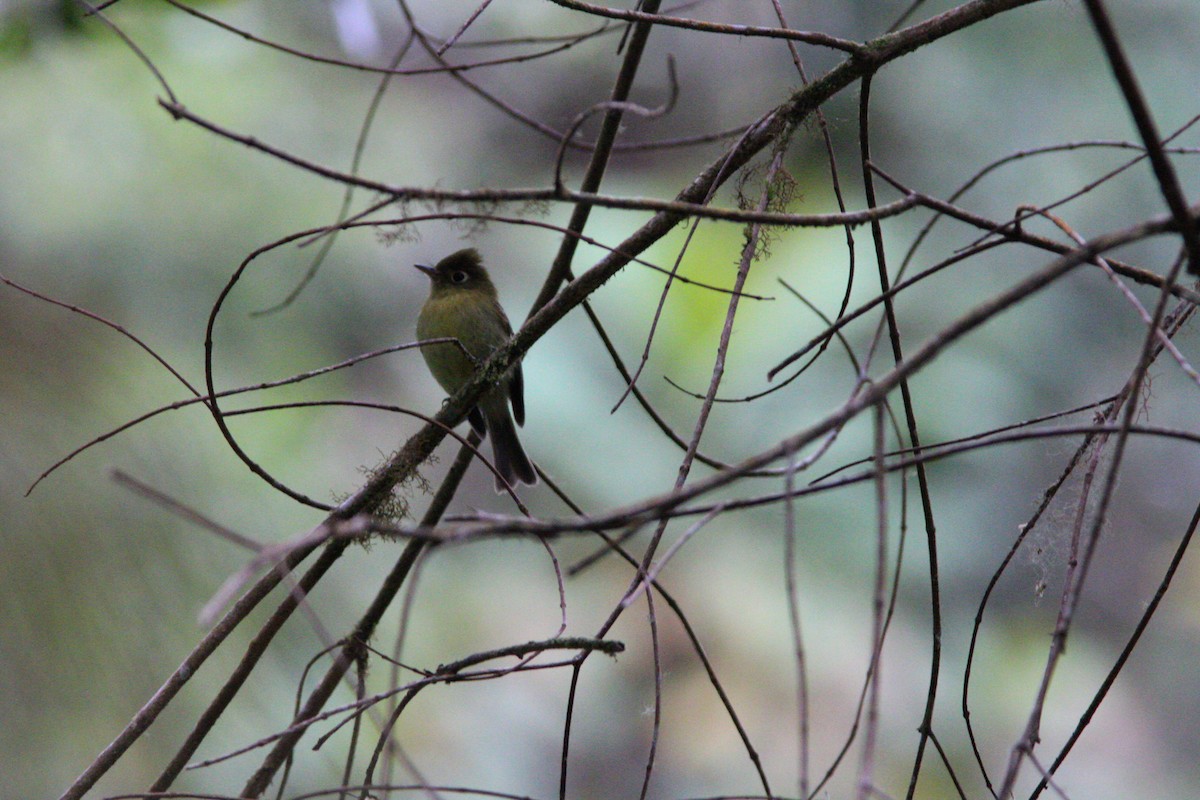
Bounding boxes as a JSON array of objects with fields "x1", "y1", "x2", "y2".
[{"x1": 451, "y1": 271, "x2": 469, "y2": 284}]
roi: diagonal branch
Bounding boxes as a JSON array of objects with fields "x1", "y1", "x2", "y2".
[{"x1": 1081, "y1": 0, "x2": 1200, "y2": 274}]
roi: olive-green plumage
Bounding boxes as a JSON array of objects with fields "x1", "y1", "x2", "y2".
[{"x1": 415, "y1": 248, "x2": 536, "y2": 491}]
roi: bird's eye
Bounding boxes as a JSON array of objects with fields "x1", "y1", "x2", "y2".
[{"x1": 451, "y1": 271, "x2": 469, "y2": 284}]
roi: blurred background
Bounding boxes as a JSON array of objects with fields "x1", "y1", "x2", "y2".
[{"x1": 3, "y1": 1, "x2": 1200, "y2": 798}]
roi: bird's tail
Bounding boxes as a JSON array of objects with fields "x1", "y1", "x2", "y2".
[{"x1": 483, "y1": 397, "x2": 537, "y2": 491}]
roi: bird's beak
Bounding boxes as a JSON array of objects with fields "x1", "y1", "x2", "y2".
[{"x1": 414, "y1": 263, "x2": 435, "y2": 277}]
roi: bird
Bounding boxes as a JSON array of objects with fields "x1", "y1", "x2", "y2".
[{"x1": 414, "y1": 248, "x2": 537, "y2": 491}]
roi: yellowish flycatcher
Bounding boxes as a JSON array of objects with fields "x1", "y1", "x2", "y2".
[{"x1": 415, "y1": 248, "x2": 537, "y2": 490}]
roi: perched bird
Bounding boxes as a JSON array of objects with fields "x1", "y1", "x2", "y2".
[{"x1": 414, "y1": 248, "x2": 537, "y2": 490}]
